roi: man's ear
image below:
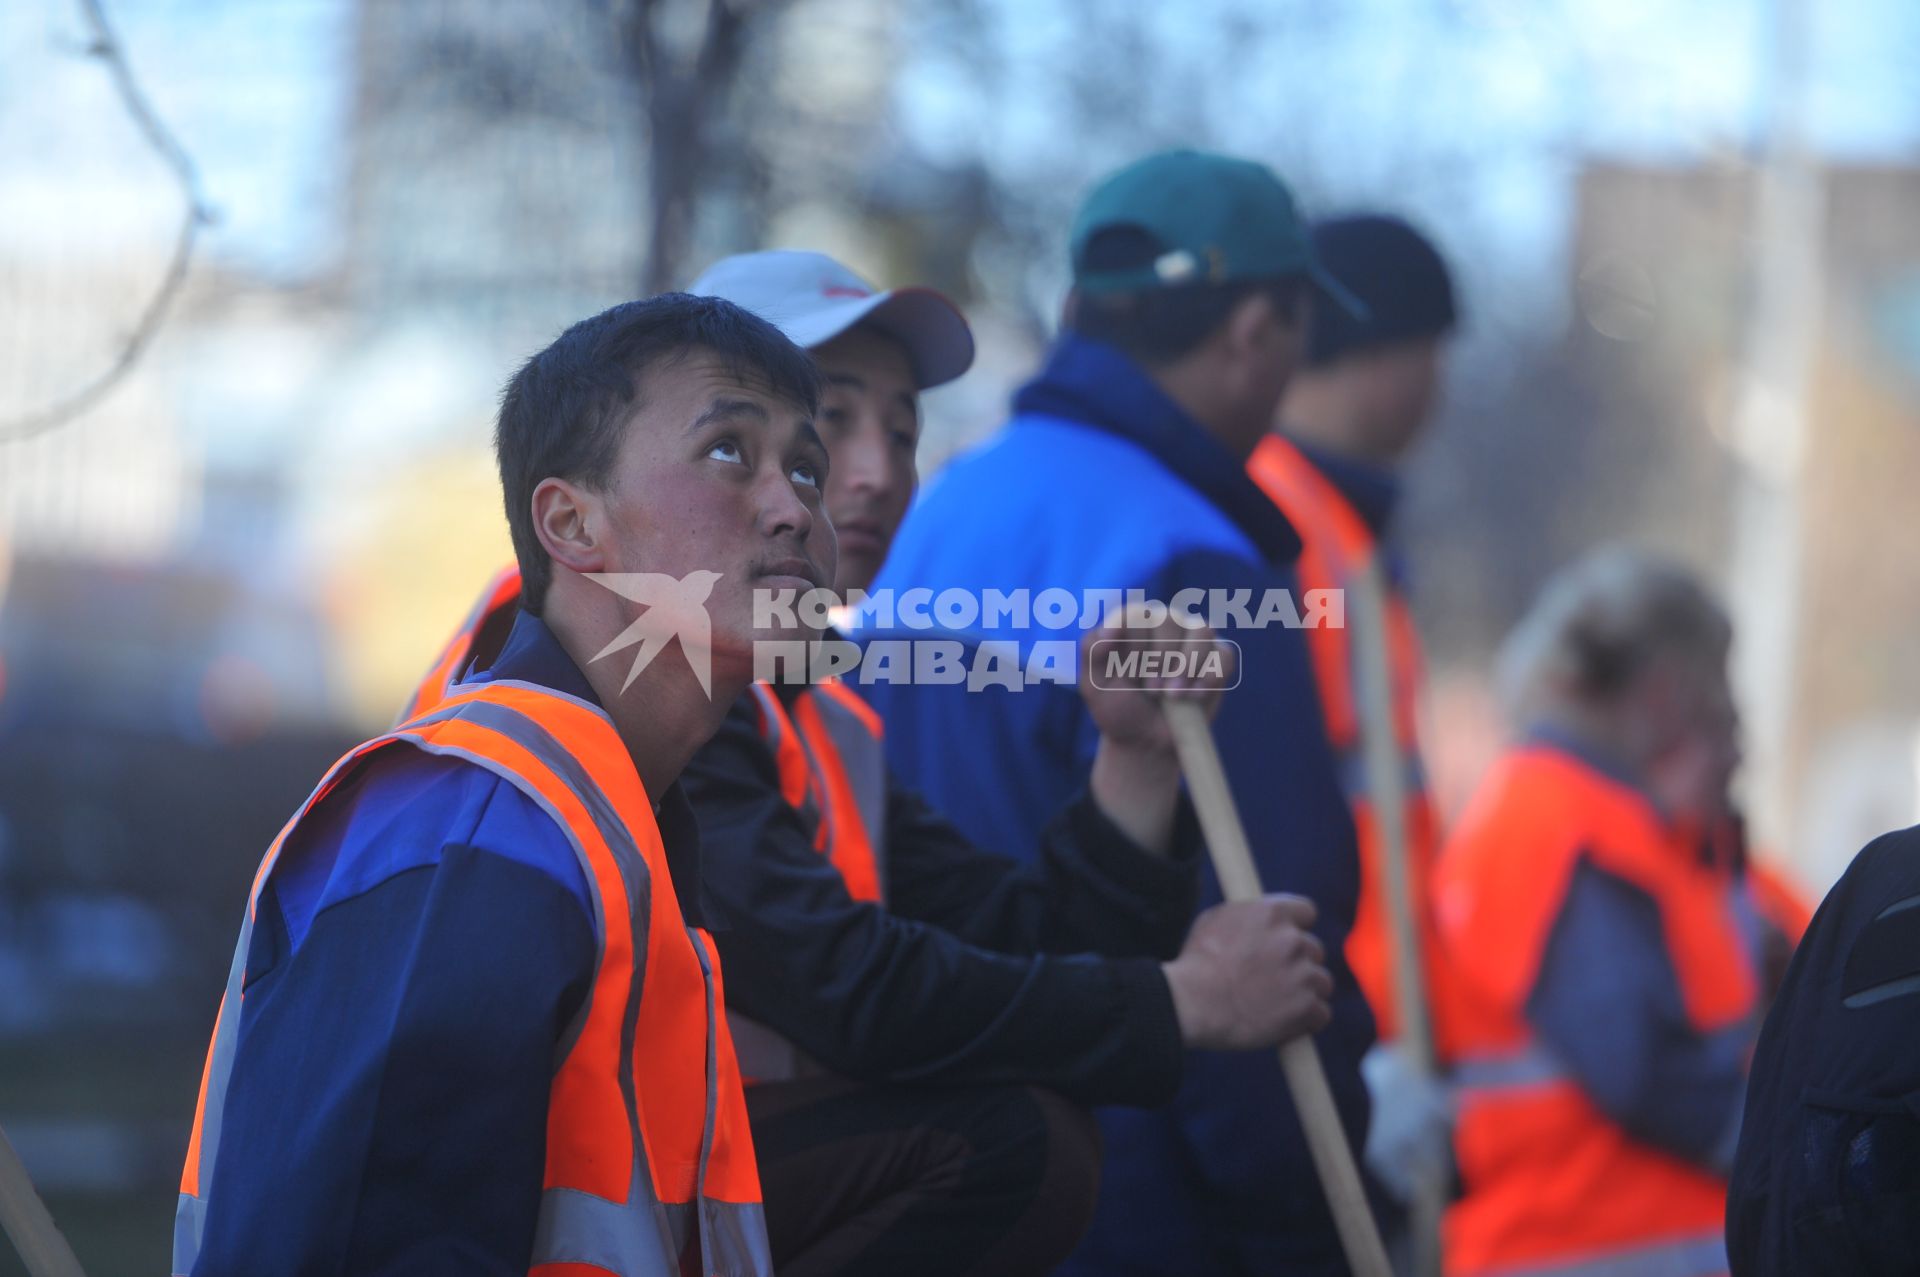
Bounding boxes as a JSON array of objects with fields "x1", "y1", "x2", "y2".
[
  {"x1": 1250, "y1": 288, "x2": 1313, "y2": 379},
  {"x1": 531, "y1": 476, "x2": 604, "y2": 578},
  {"x1": 1224, "y1": 290, "x2": 1286, "y2": 362}
]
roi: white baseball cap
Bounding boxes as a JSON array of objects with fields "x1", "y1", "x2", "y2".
[{"x1": 686, "y1": 250, "x2": 975, "y2": 390}]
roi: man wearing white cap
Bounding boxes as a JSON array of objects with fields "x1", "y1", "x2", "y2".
[
  {"x1": 678, "y1": 252, "x2": 1332, "y2": 1277},
  {"x1": 405, "y1": 252, "x2": 1333, "y2": 1277}
]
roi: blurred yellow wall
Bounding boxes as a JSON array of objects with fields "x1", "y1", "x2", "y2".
[{"x1": 321, "y1": 444, "x2": 513, "y2": 729}]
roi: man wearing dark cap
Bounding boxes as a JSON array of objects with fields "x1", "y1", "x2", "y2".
[
  {"x1": 1270, "y1": 214, "x2": 1458, "y2": 470},
  {"x1": 867, "y1": 150, "x2": 1378, "y2": 1273},
  {"x1": 1249, "y1": 213, "x2": 1461, "y2": 1214}
]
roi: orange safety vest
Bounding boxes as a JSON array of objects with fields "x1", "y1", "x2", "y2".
[
  {"x1": 407, "y1": 571, "x2": 892, "y2": 1086},
  {"x1": 398, "y1": 563, "x2": 525, "y2": 723},
  {"x1": 175, "y1": 680, "x2": 768, "y2": 1276},
  {"x1": 406, "y1": 570, "x2": 889, "y2": 910},
  {"x1": 725, "y1": 680, "x2": 888, "y2": 1083},
  {"x1": 1433, "y1": 745, "x2": 1757, "y2": 1277},
  {"x1": 1248, "y1": 433, "x2": 1446, "y2": 1049},
  {"x1": 745, "y1": 680, "x2": 888, "y2": 904}
]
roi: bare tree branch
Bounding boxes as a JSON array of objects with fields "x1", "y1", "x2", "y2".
[
  {"x1": 615, "y1": 0, "x2": 784, "y2": 294},
  {"x1": 0, "y1": 0, "x2": 213, "y2": 445}
]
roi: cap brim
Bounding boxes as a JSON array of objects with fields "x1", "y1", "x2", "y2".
[
  {"x1": 782, "y1": 287, "x2": 976, "y2": 390},
  {"x1": 1307, "y1": 260, "x2": 1369, "y2": 322}
]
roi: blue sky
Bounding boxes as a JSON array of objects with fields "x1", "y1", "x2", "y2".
[
  {"x1": 892, "y1": 0, "x2": 1919, "y2": 334},
  {"x1": 2, "y1": 0, "x2": 352, "y2": 279},
  {"x1": 2, "y1": 0, "x2": 1915, "y2": 295}
]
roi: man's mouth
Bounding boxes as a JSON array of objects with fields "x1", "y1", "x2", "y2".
[
  {"x1": 756, "y1": 556, "x2": 824, "y2": 589},
  {"x1": 834, "y1": 517, "x2": 886, "y2": 553}
]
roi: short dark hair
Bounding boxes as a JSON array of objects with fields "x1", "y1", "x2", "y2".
[
  {"x1": 1067, "y1": 226, "x2": 1308, "y2": 365},
  {"x1": 495, "y1": 293, "x2": 821, "y2": 613}
]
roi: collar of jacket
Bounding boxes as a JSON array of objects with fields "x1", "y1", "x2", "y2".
[
  {"x1": 482, "y1": 606, "x2": 603, "y2": 704},
  {"x1": 1290, "y1": 435, "x2": 1402, "y2": 537},
  {"x1": 1286, "y1": 434, "x2": 1414, "y2": 592},
  {"x1": 1013, "y1": 334, "x2": 1303, "y2": 566},
  {"x1": 472, "y1": 606, "x2": 714, "y2": 928},
  {"x1": 1523, "y1": 720, "x2": 1666, "y2": 820},
  {"x1": 764, "y1": 628, "x2": 855, "y2": 707}
]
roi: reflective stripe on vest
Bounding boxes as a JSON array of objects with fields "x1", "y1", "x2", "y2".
[
  {"x1": 730, "y1": 680, "x2": 887, "y2": 1084},
  {"x1": 1436, "y1": 747, "x2": 1753, "y2": 1277},
  {"x1": 1450, "y1": 1043, "x2": 1570, "y2": 1095},
  {"x1": 1471, "y1": 1232, "x2": 1728, "y2": 1277},
  {"x1": 1452, "y1": 1020, "x2": 1752, "y2": 1098},
  {"x1": 1248, "y1": 432, "x2": 1443, "y2": 1046},
  {"x1": 746, "y1": 681, "x2": 886, "y2": 902},
  {"x1": 175, "y1": 679, "x2": 768, "y2": 1277},
  {"x1": 399, "y1": 563, "x2": 525, "y2": 723}
]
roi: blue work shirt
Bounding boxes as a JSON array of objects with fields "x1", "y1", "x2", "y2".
[
  {"x1": 191, "y1": 609, "x2": 706, "y2": 1276},
  {"x1": 864, "y1": 334, "x2": 1374, "y2": 1275}
]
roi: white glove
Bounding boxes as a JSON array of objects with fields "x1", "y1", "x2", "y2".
[{"x1": 1361, "y1": 1042, "x2": 1455, "y2": 1204}]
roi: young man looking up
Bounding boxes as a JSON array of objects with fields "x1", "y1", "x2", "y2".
[
  {"x1": 176, "y1": 296, "x2": 827, "y2": 1277},
  {"x1": 409, "y1": 252, "x2": 1338, "y2": 1277}
]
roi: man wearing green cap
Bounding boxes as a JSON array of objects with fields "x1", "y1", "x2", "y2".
[
  {"x1": 403, "y1": 246, "x2": 1341, "y2": 1277},
  {"x1": 865, "y1": 150, "x2": 1377, "y2": 1273}
]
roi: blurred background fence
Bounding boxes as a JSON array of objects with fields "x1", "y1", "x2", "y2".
[{"x1": 1, "y1": 0, "x2": 1917, "y2": 1268}]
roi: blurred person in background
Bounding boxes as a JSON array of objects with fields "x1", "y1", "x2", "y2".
[
  {"x1": 1726, "y1": 821, "x2": 1920, "y2": 1276},
  {"x1": 1434, "y1": 547, "x2": 1788, "y2": 1277},
  {"x1": 1252, "y1": 213, "x2": 1461, "y2": 1217},
  {"x1": 865, "y1": 149, "x2": 1380, "y2": 1275},
  {"x1": 411, "y1": 250, "x2": 1338, "y2": 1277},
  {"x1": 174, "y1": 295, "x2": 827, "y2": 1277}
]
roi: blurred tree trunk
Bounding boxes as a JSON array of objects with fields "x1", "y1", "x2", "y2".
[{"x1": 613, "y1": 0, "x2": 778, "y2": 294}]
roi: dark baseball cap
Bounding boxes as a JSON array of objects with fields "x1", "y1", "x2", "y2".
[
  {"x1": 1305, "y1": 214, "x2": 1459, "y2": 366},
  {"x1": 1069, "y1": 149, "x2": 1365, "y2": 318}
]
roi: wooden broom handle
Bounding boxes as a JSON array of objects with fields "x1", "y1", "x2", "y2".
[
  {"x1": 1163, "y1": 698, "x2": 1392, "y2": 1277},
  {"x1": 0, "y1": 1126, "x2": 87, "y2": 1277},
  {"x1": 1348, "y1": 554, "x2": 1448, "y2": 1275}
]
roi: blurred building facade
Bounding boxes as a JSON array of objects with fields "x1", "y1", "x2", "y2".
[{"x1": 1565, "y1": 161, "x2": 1920, "y2": 884}]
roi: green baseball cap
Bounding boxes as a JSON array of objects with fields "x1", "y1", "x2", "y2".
[{"x1": 1069, "y1": 149, "x2": 1366, "y2": 318}]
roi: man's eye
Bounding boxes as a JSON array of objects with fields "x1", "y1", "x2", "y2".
[
  {"x1": 790, "y1": 462, "x2": 821, "y2": 489},
  {"x1": 891, "y1": 428, "x2": 918, "y2": 450},
  {"x1": 707, "y1": 439, "x2": 744, "y2": 464}
]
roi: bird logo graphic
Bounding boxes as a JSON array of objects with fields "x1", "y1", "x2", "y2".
[{"x1": 584, "y1": 571, "x2": 723, "y2": 699}]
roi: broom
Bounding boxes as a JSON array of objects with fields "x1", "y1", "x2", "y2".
[{"x1": 1163, "y1": 696, "x2": 1392, "y2": 1277}]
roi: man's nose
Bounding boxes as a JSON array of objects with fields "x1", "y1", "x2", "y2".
[
  {"x1": 757, "y1": 469, "x2": 815, "y2": 539},
  {"x1": 835, "y1": 429, "x2": 890, "y2": 498}
]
